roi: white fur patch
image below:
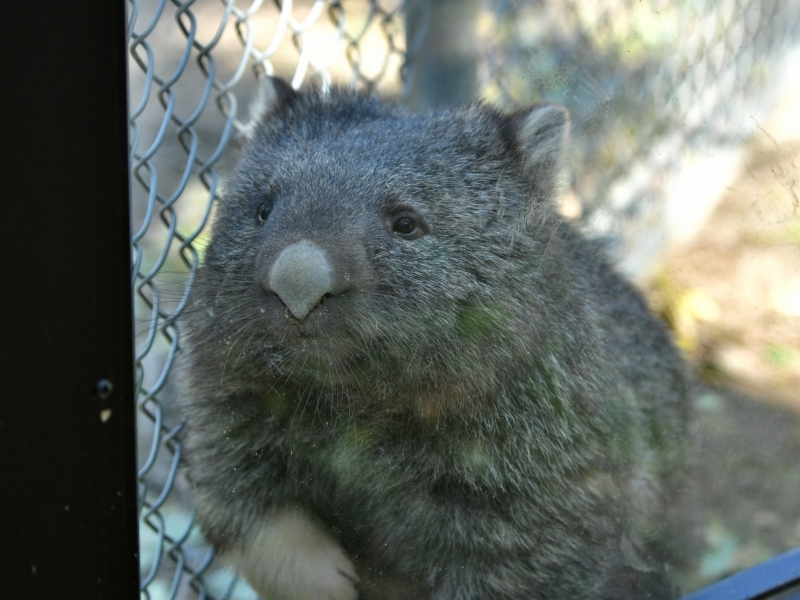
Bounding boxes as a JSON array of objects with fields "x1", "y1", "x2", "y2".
[
  {"x1": 239, "y1": 78, "x2": 282, "y2": 140},
  {"x1": 224, "y1": 507, "x2": 358, "y2": 600},
  {"x1": 516, "y1": 104, "x2": 569, "y2": 169},
  {"x1": 250, "y1": 78, "x2": 279, "y2": 122}
]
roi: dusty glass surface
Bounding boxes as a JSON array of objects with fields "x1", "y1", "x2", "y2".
[{"x1": 128, "y1": 1, "x2": 800, "y2": 598}]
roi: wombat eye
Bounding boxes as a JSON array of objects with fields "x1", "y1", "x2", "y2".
[
  {"x1": 257, "y1": 202, "x2": 272, "y2": 223},
  {"x1": 392, "y1": 216, "x2": 418, "y2": 236},
  {"x1": 393, "y1": 217, "x2": 415, "y2": 233}
]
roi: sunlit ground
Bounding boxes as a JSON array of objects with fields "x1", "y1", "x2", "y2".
[{"x1": 647, "y1": 72, "x2": 800, "y2": 591}]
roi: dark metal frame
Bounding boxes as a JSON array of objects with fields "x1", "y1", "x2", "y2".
[
  {"x1": 0, "y1": 0, "x2": 139, "y2": 597},
  {"x1": 0, "y1": 0, "x2": 798, "y2": 598},
  {"x1": 682, "y1": 547, "x2": 800, "y2": 600}
]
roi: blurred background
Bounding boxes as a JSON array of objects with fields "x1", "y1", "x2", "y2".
[{"x1": 127, "y1": 1, "x2": 800, "y2": 598}]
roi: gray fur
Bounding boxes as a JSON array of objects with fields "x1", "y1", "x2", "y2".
[{"x1": 180, "y1": 78, "x2": 689, "y2": 600}]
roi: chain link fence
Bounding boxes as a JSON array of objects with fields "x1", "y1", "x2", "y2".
[
  {"x1": 479, "y1": 0, "x2": 800, "y2": 276},
  {"x1": 127, "y1": 1, "x2": 800, "y2": 598}
]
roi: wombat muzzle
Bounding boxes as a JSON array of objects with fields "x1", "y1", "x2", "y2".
[{"x1": 267, "y1": 239, "x2": 334, "y2": 320}]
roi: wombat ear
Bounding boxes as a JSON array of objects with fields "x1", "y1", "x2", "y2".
[
  {"x1": 511, "y1": 103, "x2": 570, "y2": 198},
  {"x1": 241, "y1": 77, "x2": 297, "y2": 139}
]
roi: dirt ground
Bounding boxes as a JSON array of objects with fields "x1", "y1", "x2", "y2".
[
  {"x1": 645, "y1": 83, "x2": 800, "y2": 592},
  {"x1": 651, "y1": 136, "x2": 800, "y2": 410}
]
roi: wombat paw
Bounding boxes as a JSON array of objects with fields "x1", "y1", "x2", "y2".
[
  {"x1": 296, "y1": 546, "x2": 359, "y2": 600},
  {"x1": 224, "y1": 506, "x2": 359, "y2": 600}
]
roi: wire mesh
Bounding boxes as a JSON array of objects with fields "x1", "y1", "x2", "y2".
[
  {"x1": 126, "y1": 1, "x2": 800, "y2": 598},
  {"x1": 129, "y1": 2, "x2": 406, "y2": 598},
  {"x1": 479, "y1": 0, "x2": 800, "y2": 276}
]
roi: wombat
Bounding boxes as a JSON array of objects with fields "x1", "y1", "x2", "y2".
[{"x1": 180, "y1": 77, "x2": 690, "y2": 600}]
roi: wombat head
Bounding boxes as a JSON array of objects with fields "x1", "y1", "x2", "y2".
[{"x1": 187, "y1": 78, "x2": 573, "y2": 417}]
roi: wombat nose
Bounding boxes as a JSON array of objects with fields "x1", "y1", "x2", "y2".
[{"x1": 267, "y1": 240, "x2": 334, "y2": 321}]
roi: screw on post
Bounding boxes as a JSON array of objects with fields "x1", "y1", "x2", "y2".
[{"x1": 94, "y1": 379, "x2": 113, "y2": 401}]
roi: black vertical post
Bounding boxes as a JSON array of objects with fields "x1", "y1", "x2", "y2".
[
  {"x1": 0, "y1": 1, "x2": 139, "y2": 598},
  {"x1": 404, "y1": 0, "x2": 482, "y2": 111}
]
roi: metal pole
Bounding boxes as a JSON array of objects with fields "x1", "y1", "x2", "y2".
[
  {"x1": 404, "y1": 0, "x2": 482, "y2": 111},
  {"x1": 0, "y1": 0, "x2": 139, "y2": 597}
]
